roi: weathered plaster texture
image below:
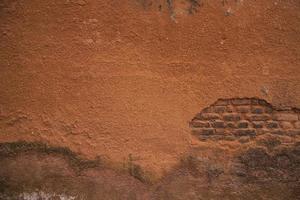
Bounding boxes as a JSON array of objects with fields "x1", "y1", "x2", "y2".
[{"x1": 0, "y1": 0, "x2": 300, "y2": 180}]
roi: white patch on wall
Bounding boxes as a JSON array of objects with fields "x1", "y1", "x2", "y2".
[{"x1": 19, "y1": 191, "x2": 77, "y2": 200}]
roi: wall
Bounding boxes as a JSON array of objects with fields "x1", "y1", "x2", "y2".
[{"x1": 0, "y1": 0, "x2": 300, "y2": 178}]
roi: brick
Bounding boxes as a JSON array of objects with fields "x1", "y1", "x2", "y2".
[
  {"x1": 294, "y1": 121, "x2": 300, "y2": 129},
  {"x1": 271, "y1": 130, "x2": 286, "y2": 135},
  {"x1": 215, "y1": 128, "x2": 226, "y2": 135},
  {"x1": 215, "y1": 99, "x2": 230, "y2": 106},
  {"x1": 223, "y1": 114, "x2": 241, "y2": 121},
  {"x1": 231, "y1": 99, "x2": 252, "y2": 105},
  {"x1": 265, "y1": 121, "x2": 279, "y2": 129},
  {"x1": 216, "y1": 135, "x2": 237, "y2": 141},
  {"x1": 223, "y1": 135, "x2": 236, "y2": 141},
  {"x1": 236, "y1": 106, "x2": 250, "y2": 113},
  {"x1": 202, "y1": 107, "x2": 213, "y2": 113},
  {"x1": 280, "y1": 121, "x2": 294, "y2": 129},
  {"x1": 247, "y1": 114, "x2": 270, "y2": 121},
  {"x1": 226, "y1": 105, "x2": 235, "y2": 113},
  {"x1": 209, "y1": 135, "x2": 226, "y2": 141},
  {"x1": 212, "y1": 120, "x2": 225, "y2": 128},
  {"x1": 252, "y1": 122, "x2": 264, "y2": 129},
  {"x1": 226, "y1": 122, "x2": 236, "y2": 128},
  {"x1": 237, "y1": 120, "x2": 249, "y2": 128},
  {"x1": 213, "y1": 106, "x2": 227, "y2": 113},
  {"x1": 238, "y1": 136, "x2": 251, "y2": 143},
  {"x1": 196, "y1": 113, "x2": 220, "y2": 120},
  {"x1": 273, "y1": 113, "x2": 298, "y2": 121},
  {"x1": 190, "y1": 120, "x2": 210, "y2": 128},
  {"x1": 196, "y1": 135, "x2": 209, "y2": 141},
  {"x1": 251, "y1": 106, "x2": 264, "y2": 114},
  {"x1": 192, "y1": 128, "x2": 215, "y2": 136},
  {"x1": 191, "y1": 129, "x2": 203, "y2": 137},
  {"x1": 234, "y1": 129, "x2": 256, "y2": 137},
  {"x1": 256, "y1": 129, "x2": 269, "y2": 135},
  {"x1": 287, "y1": 130, "x2": 300, "y2": 136}
]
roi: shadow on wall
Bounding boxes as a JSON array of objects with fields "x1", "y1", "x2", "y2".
[
  {"x1": 136, "y1": 0, "x2": 245, "y2": 17},
  {"x1": 137, "y1": 0, "x2": 203, "y2": 15},
  {"x1": 0, "y1": 97, "x2": 299, "y2": 199}
]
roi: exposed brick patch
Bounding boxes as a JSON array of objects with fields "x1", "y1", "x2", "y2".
[{"x1": 191, "y1": 97, "x2": 300, "y2": 142}]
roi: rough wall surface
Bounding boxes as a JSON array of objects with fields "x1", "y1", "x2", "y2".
[
  {"x1": 1, "y1": 0, "x2": 300, "y2": 177},
  {"x1": 0, "y1": 0, "x2": 300, "y2": 199},
  {"x1": 1, "y1": 98, "x2": 299, "y2": 199}
]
